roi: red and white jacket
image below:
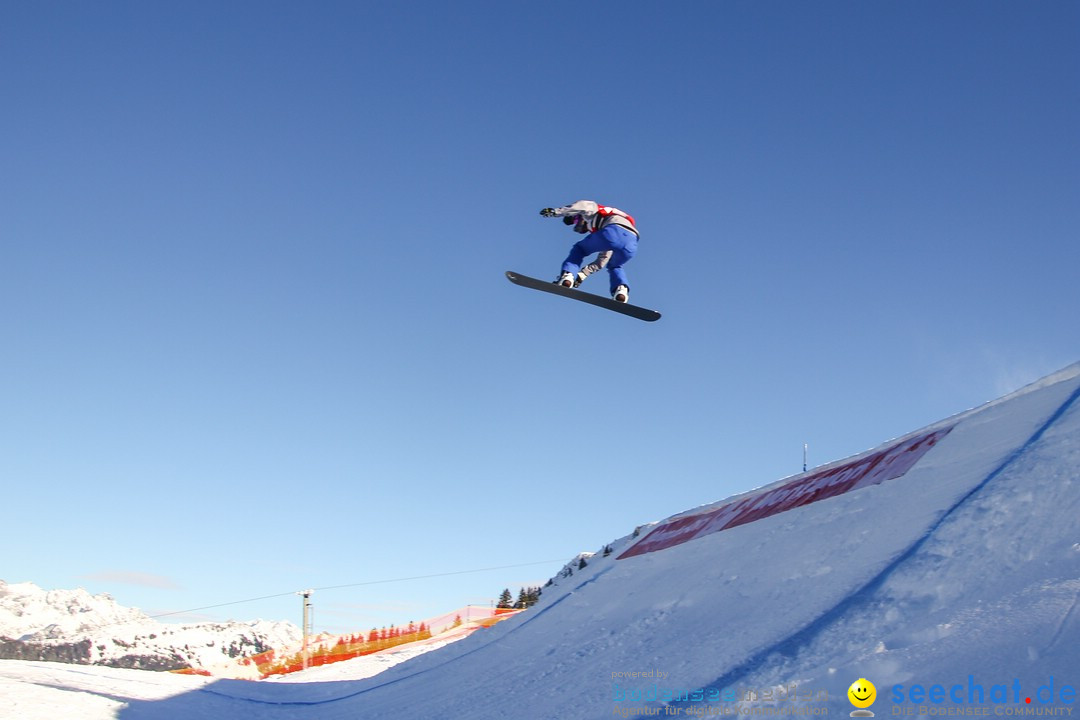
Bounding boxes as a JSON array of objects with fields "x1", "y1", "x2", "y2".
[{"x1": 550, "y1": 200, "x2": 638, "y2": 236}]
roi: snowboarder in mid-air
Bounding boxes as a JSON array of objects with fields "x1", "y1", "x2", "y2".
[
  {"x1": 506, "y1": 200, "x2": 658, "y2": 321},
  {"x1": 539, "y1": 200, "x2": 639, "y2": 304}
]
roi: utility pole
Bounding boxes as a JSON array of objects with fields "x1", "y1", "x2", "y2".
[{"x1": 297, "y1": 590, "x2": 314, "y2": 670}]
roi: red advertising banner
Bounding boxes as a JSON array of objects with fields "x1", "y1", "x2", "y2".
[{"x1": 618, "y1": 426, "x2": 953, "y2": 560}]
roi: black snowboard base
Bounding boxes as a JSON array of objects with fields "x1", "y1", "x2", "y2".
[{"x1": 505, "y1": 271, "x2": 661, "y2": 322}]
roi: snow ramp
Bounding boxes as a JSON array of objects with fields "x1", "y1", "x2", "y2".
[{"x1": 8, "y1": 364, "x2": 1079, "y2": 720}]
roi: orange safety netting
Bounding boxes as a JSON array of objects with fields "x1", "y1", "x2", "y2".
[{"x1": 175, "y1": 605, "x2": 522, "y2": 678}]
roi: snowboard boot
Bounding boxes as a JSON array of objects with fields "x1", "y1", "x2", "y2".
[
  {"x1": 613, "y1": 285, "x2": 629, "y2": 303},
  {"x1": 556, "y1": 272, "x2": 576, "y2": 288}
]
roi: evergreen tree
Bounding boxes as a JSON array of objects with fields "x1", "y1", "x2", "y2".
[
  {"x1": 497, "y1": 588, "x2": 514, "y2": 609},
  {"x1": 511, "y1": 586, "x2": 542, "y2": 609}
]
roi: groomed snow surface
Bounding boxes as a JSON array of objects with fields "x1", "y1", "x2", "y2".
[{"x1": 3, "y1": 363, "x2": 1079, "y2": 719}]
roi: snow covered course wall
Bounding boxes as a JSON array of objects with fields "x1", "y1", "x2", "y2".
[{"x1": 3, "y1": 363, "x2": 1080, "y2": 719}]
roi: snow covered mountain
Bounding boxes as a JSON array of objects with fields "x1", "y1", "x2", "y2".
[
  {"x1": 1, "y1": 362, "x2": 1078, "y2": 720},
  {"x1": 0, "y1": 581, "x2": 299, "y2": 671}
]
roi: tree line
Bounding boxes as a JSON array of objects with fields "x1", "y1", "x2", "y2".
[{"x1": 496, "y1": 586, "x2": 542, "y2": 610}]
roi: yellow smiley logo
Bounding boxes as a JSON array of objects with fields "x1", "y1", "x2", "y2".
[{"x1": 848, "y1": 678, "x2": 876, "y2": 709}]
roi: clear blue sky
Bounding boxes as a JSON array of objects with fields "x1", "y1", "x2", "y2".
[{"x1": 2, "y1": 1, "x2": 1077, "y2": 634}]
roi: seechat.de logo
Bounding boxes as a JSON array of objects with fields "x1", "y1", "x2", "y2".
[{"x1": 849, "y1": 678, "x2": 877, "y2": 717}]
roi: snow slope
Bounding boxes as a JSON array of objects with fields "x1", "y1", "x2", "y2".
[
  {"x1": 2, "y1": 363, "x2": 1078, "y2": 719},
  {"x1": 0, "y1": 581, "x2": 299, "y2": 672}
]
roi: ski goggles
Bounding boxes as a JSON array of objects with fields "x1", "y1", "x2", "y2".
[{"x1": 563, "y1": 215, "x2": 590, "y2": 233}]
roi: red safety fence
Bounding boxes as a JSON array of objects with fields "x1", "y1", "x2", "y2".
[{"x1": 619, "y1": 426, "x2": 953, "y2": 559}]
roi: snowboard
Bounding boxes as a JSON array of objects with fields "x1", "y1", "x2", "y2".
[{"x1": 505, "y1": 271, "x2": 662, "y2": 322}]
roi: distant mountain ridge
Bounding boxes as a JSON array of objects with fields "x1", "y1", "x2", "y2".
[{"x1": 0, "y1": 580, "x2": 300, "y2": 671}]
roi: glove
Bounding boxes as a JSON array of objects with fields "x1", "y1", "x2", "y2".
[{"x1": 539, "y1": 208, "x2": 557, "y2": 217}]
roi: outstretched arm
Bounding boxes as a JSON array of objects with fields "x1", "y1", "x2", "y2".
[{"x1": 539, "y1": 200, "x2": 599, "y2": 219}]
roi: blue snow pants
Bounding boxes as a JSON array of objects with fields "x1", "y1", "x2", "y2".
[{"x1": 561, "y1": 225, "x2": 639, "y2": 294}]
